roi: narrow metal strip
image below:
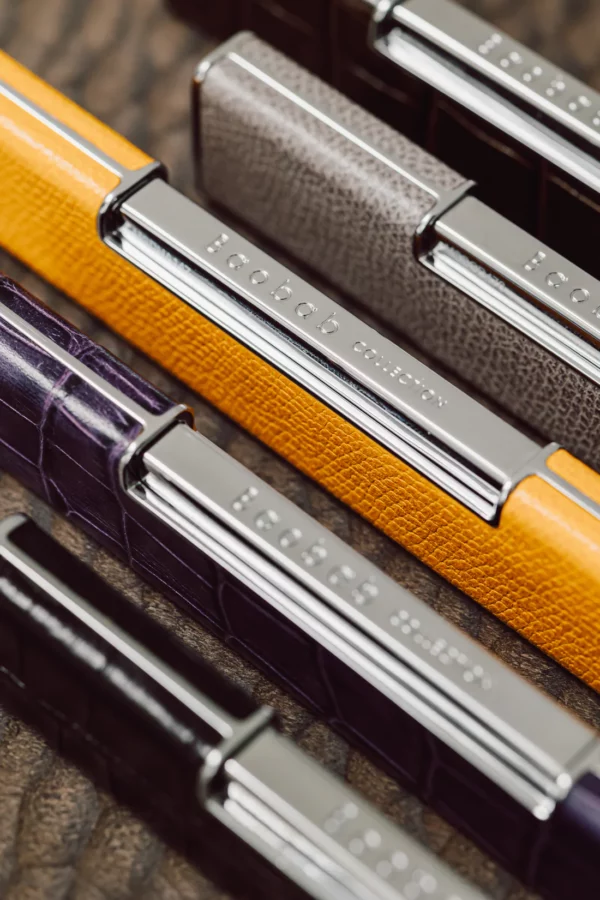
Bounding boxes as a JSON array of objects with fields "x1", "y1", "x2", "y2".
[
  {"x1": 222, "y1": 729, "x2": 486, "y2": 899},
  {"x1": 0, "y1": 517, "x2": 237, "y2": 739},
  {"x1": 504, "y1": 443, "x2": 600, "y2": 529},
  {"x1": 0, "y1": 78, "x2": 127, "y2": 177},
  {"x1": 427, "y1": 196, "x2": 600, "y2": 382},
  {"x1": 102, "y1": 180, "x2": 600, "y2": 532},
  {"x1": 427, "y1": 244, "x2": 600, "y2": 390},
  {"x1": 137, "y1": 424, "x2": 598, "y2": 815},
  {"x1": 393, "y1": 0, "x2": 600, "y2": 152},
  {"x1": 436, "y1": 200, "x2": 600, "y2": 346},
  {"x1": 113, "y1": 216, "x2": 501, "y2": 520},
  {"x1": 0, "y1": 295, "x2": 190, "y2": 485},
  {"x1": 193, "y1": 45, "x2": 438, "y2": 198},
  {"x1": 0, "y1": 299, "x2": 151, "y2": 425}
]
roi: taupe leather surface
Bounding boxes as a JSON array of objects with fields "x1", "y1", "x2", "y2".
[
  {"x1": 0, "y1": 2, "x2": 599, "y2": 899},
  {"x1": 199, "y1": 32, "x2": 600, "y2": 472}
]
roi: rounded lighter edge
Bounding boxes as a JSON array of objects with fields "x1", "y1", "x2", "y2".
[
  {"x1": 192, "y1": 32, "x2": 257, "y2": 191},
  {"x1": 0, "y1": 78, "x2": 128, "y2": 178},
  {"x1": 413, "y1": 179, "x2": 476, "y2": 257},
  {"x1": 97, "y1": 159, "x2": 167, "y2": 239},
  {"x1": 0, "y1": 513, "x2": 29, "y2": 546},
  {"x1": 368, "y1": 0, "x2": 398, "y2": 49}
]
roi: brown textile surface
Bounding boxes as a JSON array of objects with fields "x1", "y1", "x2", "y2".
[{"x1": 0, "y1": 1, "x2": 598, "y2": 898}]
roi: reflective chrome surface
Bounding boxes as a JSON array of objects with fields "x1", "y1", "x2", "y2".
[
  {"x1": 104, "y1": 178, "x2": 549, "y2": 522},
  {"x1": 193, "y1": 39, "x2": 600, "y2": 396},
  {"x1": 193, "y1": 38, "x2": 600, "y2": 434},
  {"x1": 4, "y1": 254, "x2": 600, "y2": 828},
  {"x1": 428, "y1": 197, "x2": 600, "y2": 383},
  {"x1": 131, "y1": 425, "x2": 600, "y2": 820},
  {"x1": 218, "y1": 729, "x2": 484, "y2": 900},
  {"x1": 4, "y1": 278, "x2": 599, "y2": 820},
  {"x1": 372, "y1": 0, "x2": 600, "y2": 193},
  {"x1": 3, "y1": 34, "x2": 600, "y2": 523},
  {"x1": 7, "y1": 53, "x2": 596, "y2": 525},
  {"x1": 101, "y1": 177, "x2": 600, "y2": 528}
]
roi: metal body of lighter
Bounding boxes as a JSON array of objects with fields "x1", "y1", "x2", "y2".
[{"x1": 370, "y1": 0, "x2": 600, "y2": 276}]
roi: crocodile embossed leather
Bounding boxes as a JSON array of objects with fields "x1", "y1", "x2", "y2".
[
  {"x1": 0, "y1": 520, "x2": 309, "y2": 900},
  {"x1": 0, "y1": 551, "x2": 291, "y2": 900},
  {"x1": 0, "y1": 277, "x2": 600, "y2": 899},
  {"x1": 0, "y1": 277, "x2": 236, "y2": 634},
  {"x1": 169, "y1": 0, "x2": 331, "y2": 75}
]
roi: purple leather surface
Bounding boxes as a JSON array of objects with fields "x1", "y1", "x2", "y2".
[
  {"x1": 537, "y1": 773, "x2": 600, "y2": 897},
  {"x1": 0, "y1": 276, "x2": 597, "y2": 897}
]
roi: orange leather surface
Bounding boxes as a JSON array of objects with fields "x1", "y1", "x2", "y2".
[
  {"x1": 2, "y1": 50, "x2": 600, "y2": 689},
  {"x1": 547, "y1": 448, "x2": 600, "y2": 504}
]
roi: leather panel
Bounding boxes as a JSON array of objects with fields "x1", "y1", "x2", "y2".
[
  {"x1": 538, "y1": 773, "x2": 600, "y2": 898},
  {"x1": 0, "y1": 51, "x2": 151, "y2": 172},
  {"x1": 546, "y1": 449, "x2": 600, "y2": 504}
]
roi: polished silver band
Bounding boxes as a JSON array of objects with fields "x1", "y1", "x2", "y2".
[
  {"x1": 103, "y1": 177, "x2": 600, "y2": 528},
  {"x1": 371, "y1": 0, "x2": 600, "y2": 192},
  {"x1": 3, "y1": 66, "x2": 600, "y2": 528},
  {"x1": 218, "y1": 728, "x2": 485, "y2": 899}
]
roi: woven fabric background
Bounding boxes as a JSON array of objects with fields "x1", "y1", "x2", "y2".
[{"x1": 0, "y1": 1, "x2": 598, "y2": 897}]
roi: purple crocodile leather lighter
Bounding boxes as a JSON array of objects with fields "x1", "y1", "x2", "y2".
[{"x1": 0, "y1": 274, "x2": 599, "y2": 899}]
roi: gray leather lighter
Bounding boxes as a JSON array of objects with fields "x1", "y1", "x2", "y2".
[{"x1": 194, "y1": 32, "x2": 600, "y2": 472}]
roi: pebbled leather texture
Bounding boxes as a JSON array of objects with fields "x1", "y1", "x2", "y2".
[
  {"x1": 2, "y1": 52, "x2": 600, "y2": 699},
  {"x1": 4, "y1": 5, "x2": 600, "y2": 897},
  {"x1": 198, "y1": 33, "x2": 600, "y2": 474},
  {"x1": 0, "y1": 281, "x2": 599, "y2": 898}
]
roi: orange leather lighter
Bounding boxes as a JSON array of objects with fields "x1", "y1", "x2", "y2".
[{"x1": 1, "y1": 51, "x2": 600, "y2": 689}]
